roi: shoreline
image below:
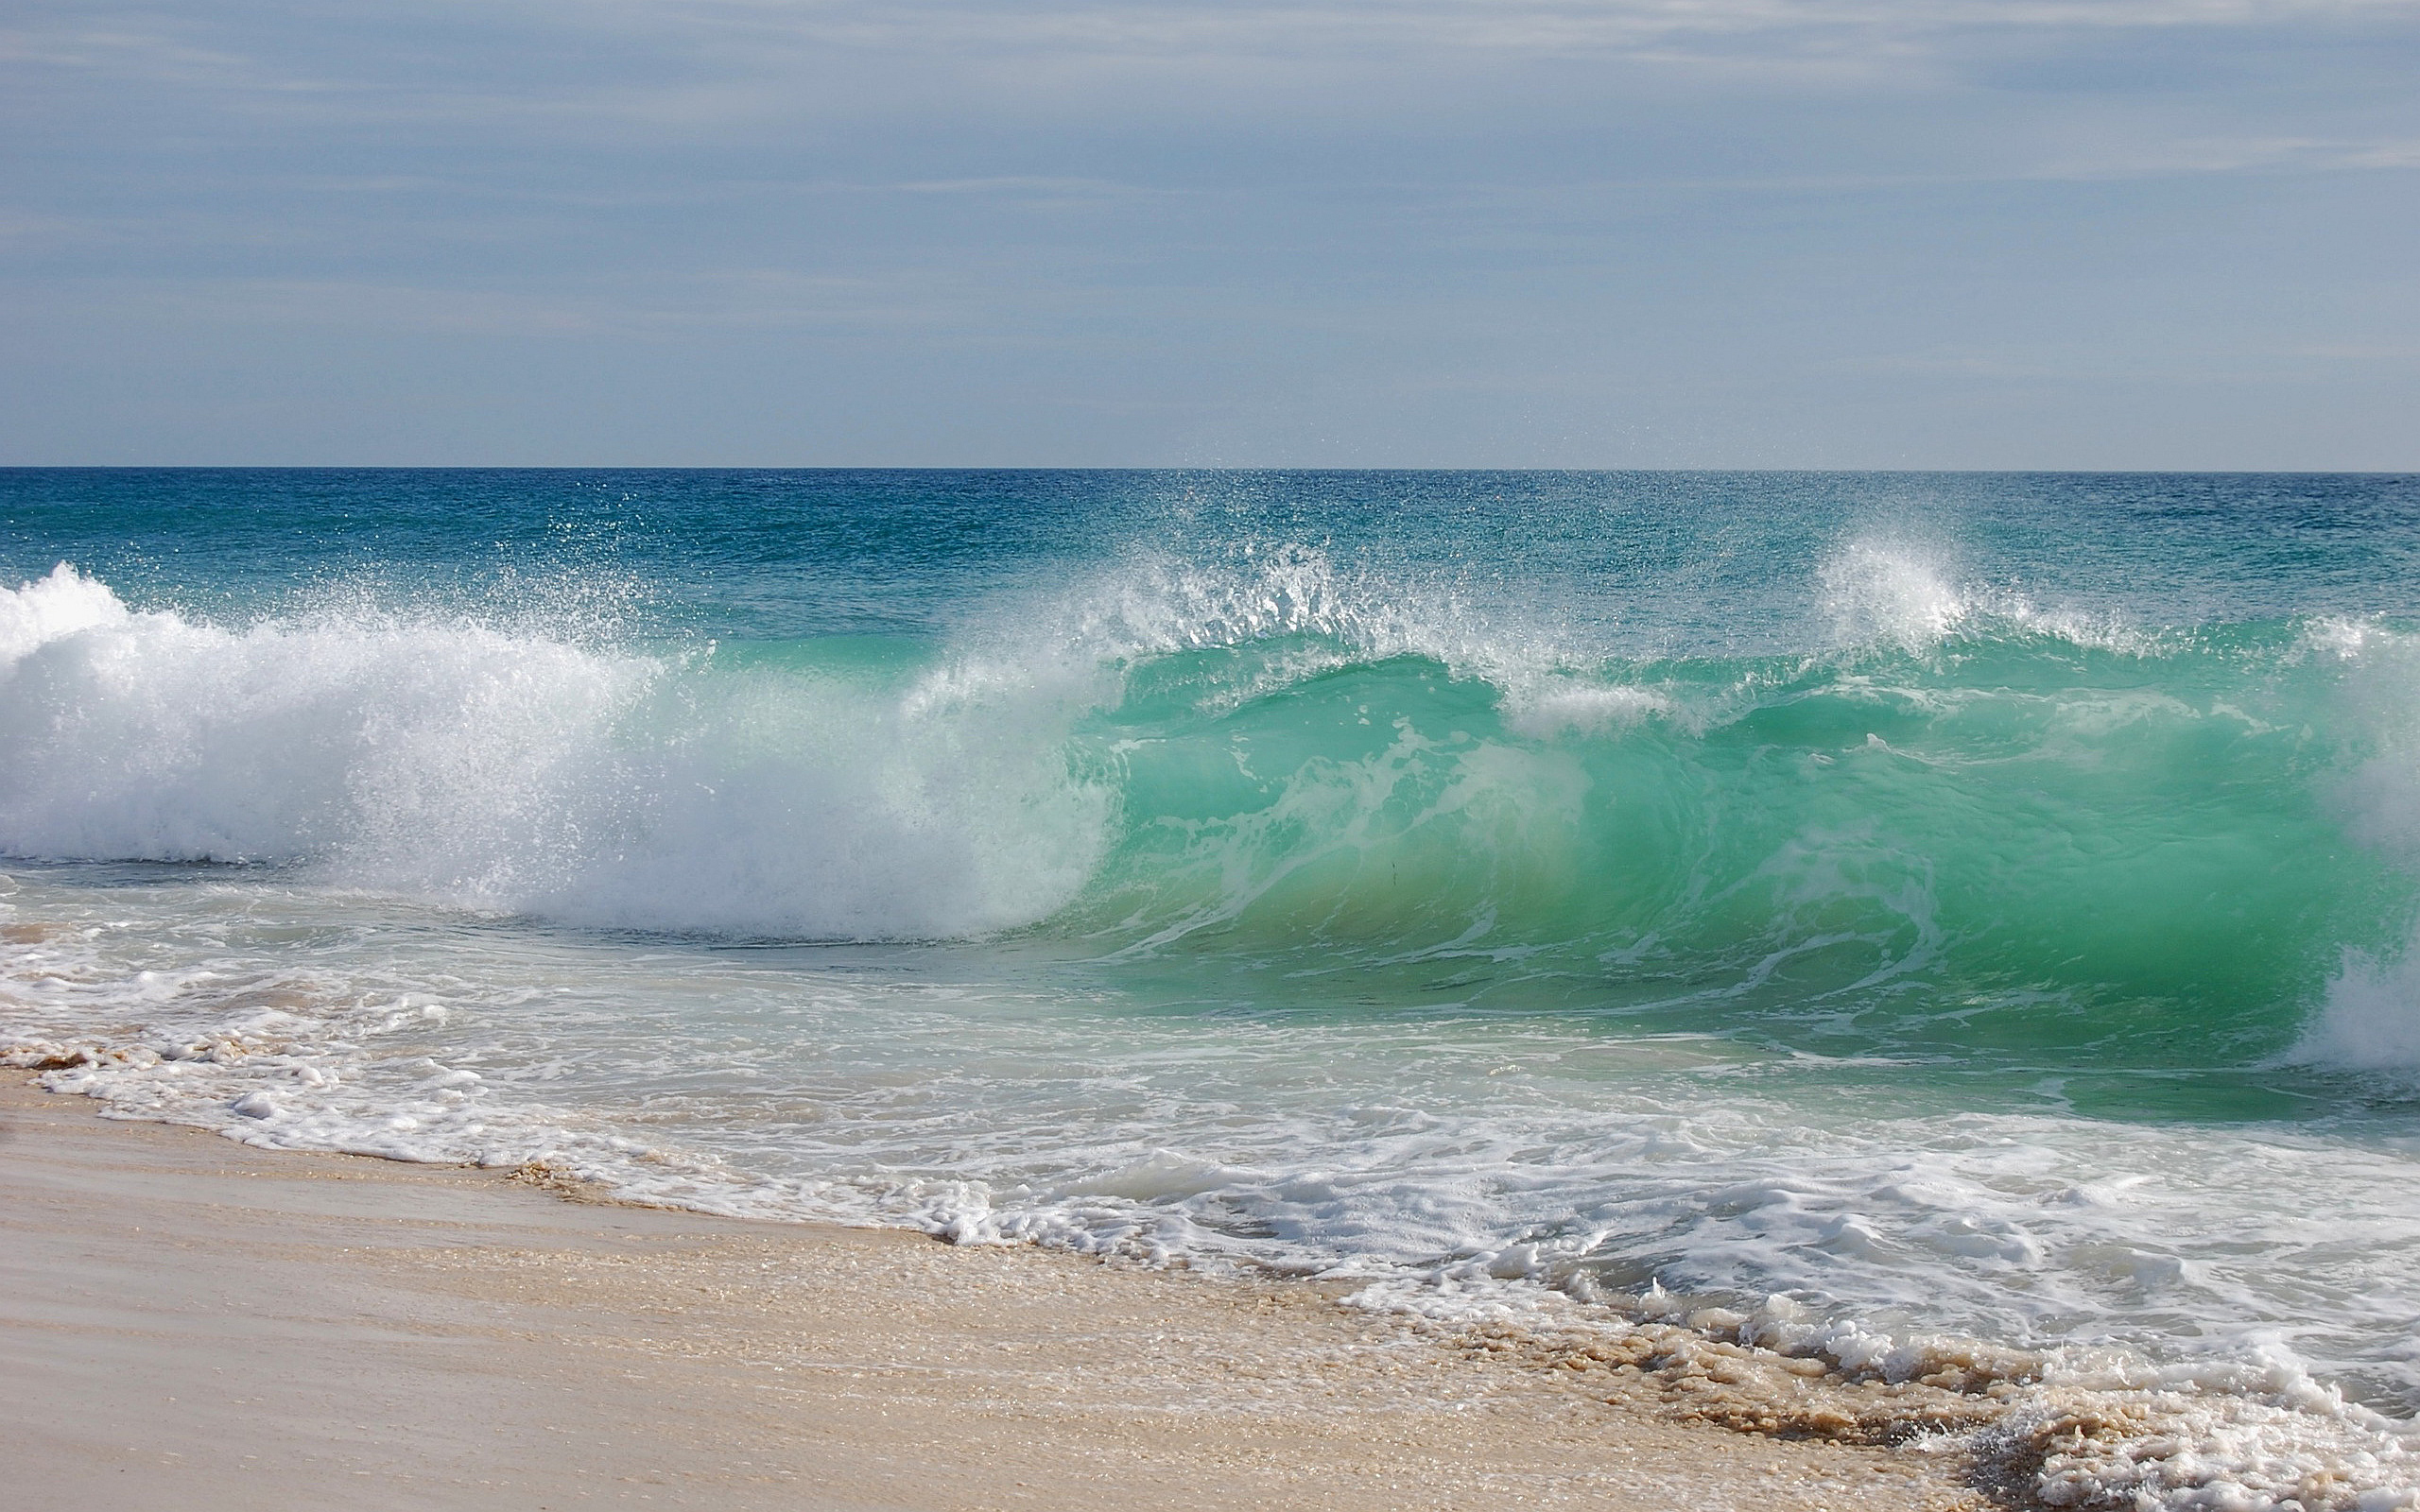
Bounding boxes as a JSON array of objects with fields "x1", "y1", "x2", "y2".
[{"x1": 0, "y1": 1074, "x2": 1991, "y2": 1511}]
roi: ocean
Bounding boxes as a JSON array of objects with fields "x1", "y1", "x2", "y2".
[{"x1": 8, "y1": 468, "x2": 2420, "y2": 1504}]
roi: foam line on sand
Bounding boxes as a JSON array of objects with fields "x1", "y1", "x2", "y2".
[{"x1": 0, "y1": 1076, "x2": 1990, "y2": 1511}]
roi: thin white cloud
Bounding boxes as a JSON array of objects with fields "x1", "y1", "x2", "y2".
[
  {"x1": 515, "y1": 0, "x2": 2420, "y2": 112},
  {"x1": 0, "y1": 25, "x2": 248, "y2": 77},
  {"x1": 1833, "y1": 339, "x2": 2420, "y2": 380},
  {"x1": 889, "y1": 176, "x2": 1201, "y2": 205},
  {"x1": 16, "y1": 0, "x2": 2420, "y2": 100},
  {"x1": 638, "y1": 0, "x2": 2420, "y2": 56},
  {"x1": 13, "y1": 269, "x2": 1031, "y2": 338},
  {"x1": 2025, "y1": 135, "x2": 2420, "y2": 178}
]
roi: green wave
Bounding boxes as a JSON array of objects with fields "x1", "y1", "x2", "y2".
[{"x1": 1046, "y1": 619, "x2": 2415, "y2": 1081}]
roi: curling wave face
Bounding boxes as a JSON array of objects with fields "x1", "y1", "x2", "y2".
[{"x1": 11, "y1": 470, "x2": 2420, "y2": 1508}]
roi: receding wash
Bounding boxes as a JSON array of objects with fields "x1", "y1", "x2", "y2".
[{"x1": 8, "y1": 469, "x2": 2420, "y2": 1504}]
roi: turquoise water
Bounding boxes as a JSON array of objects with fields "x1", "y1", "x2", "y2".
[{"x1": 9, "y1": 470, "x2": 2420, "y2": 1473}]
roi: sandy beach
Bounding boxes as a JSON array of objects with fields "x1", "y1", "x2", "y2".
[{"x1": 0, "y1": 1075, "x2": 1997, "y2": 1511}]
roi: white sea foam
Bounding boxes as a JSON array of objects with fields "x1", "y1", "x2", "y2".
[
  {"x1": 2295, "y1": 622, "x2": 2420, "y2": 1075},
  {"x1": 1033, "y1": 542, "x2": 1585, "y2": 710},
  {"x1": 0, "y1": 561, "x2": 128, "y2": 660},
  {"x1": 0, "y1": 564, "x2": 1109, "y2": 938},
  {"x1": 2301, "y1": 947, "x2": 2420, "y2": 1074},
  {"x1": 1815, "y1": 537, "x2": 2162, "y2": 660},
  {"x1": 1502, "y1": 681, "x2": 1668, "y2": 737},
  {"x1": 1821, "y1": 538, "x2": 1971, "y2": 651}
]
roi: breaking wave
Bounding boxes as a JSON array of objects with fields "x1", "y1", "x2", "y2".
[{"x1": 6, "y1": 550, "x2": 2420, "y2": 1077}]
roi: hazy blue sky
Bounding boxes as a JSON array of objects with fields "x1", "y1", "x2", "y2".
[{"x1": 6, "y1": 0, "x2": 2418, "y2": 466}]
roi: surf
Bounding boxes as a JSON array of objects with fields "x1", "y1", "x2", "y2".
[
  {"x1": 8, "y1": 553, "x2": 2420, "y2": 1086},
  {"x1": 15, "y1": 472, "x2": 2420, "y2": 1508}
]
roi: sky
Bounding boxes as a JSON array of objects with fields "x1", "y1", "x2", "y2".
[{"x1": 4, "y1": 0, "x2": 2418, "y2": 468}]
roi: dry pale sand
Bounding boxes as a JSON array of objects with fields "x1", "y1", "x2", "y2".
[{"x1": 0, "y1": 1075, "x2": 1999, "y2": 1511}]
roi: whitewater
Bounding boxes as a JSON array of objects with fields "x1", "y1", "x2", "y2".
[{"x1": 9, "y1": 468, "x2": 2420, "y2": 1508}]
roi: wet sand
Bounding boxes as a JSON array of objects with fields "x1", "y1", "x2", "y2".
[{"x1": 0, "y1": 1076, "x2": 1991, "y2": 1510}]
